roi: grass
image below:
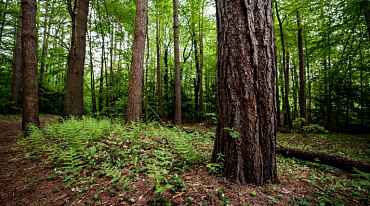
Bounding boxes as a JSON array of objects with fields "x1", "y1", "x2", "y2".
[{"x1": 11, "y1": 117, "x2": 370, "y2": 205}]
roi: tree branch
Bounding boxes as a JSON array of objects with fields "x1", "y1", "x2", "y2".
[{"x1": 46, "y1": 32, "x2": 70, "y2": 51}]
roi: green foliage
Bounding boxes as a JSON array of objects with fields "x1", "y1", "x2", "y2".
[{"x1": 18, "y1": 117, "x2": 212, "y2": 204}]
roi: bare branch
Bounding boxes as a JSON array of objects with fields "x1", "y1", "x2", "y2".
[{"x1": 46, "y1": 32, "x2": 70, "y2": 51}]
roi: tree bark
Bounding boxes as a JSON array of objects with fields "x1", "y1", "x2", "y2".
[
  {"x1": 297, "y1": 6, "x2": 306, "y2": 122},
  {"x1": 173, "y1": 0, "x2": 181, "y2": 125},
  {"x1": 212, "y1": 0, "x2": 278, "y2": 186},
  {"x1": 21, "y1": 0, "x2": 39, "y2": 133},
  {"x1": 9, "y1": 6, "x2": 22, "y2": 115},
  {"x1": 62, "y1": 0, "x2": 90, "y2": 118},
  {"x1": 125, "y1": 0, "x2": 148, "y2": 123}
]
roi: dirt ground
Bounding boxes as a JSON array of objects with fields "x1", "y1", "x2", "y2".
[{"x1": 0, "y1": 118, "x2": 361, "y2": 206}]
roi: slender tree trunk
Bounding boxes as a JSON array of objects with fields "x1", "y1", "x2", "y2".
[
  {"x1": 9, "y1": 6, "x2": 22, "y2": 115},
  {"x1": 199, "y1": 2, "x2": 204, "y2": 119},
  {"x1": 212, "y1": 0, "x2": 277, "y2": 186},
  {"x1": 88, "y1": 19, "x2": 97, "y2": 114},
  {"x1": 39, "y1": 1, "x2": 53, "y2": 113},
  {"x1": 275, "y1": 40, "x2": 281, "y2": 126},
  {"x1": 285, "y1": 50, "x2": 292, "y2": 128},
  {"x1": 125, "y1": 0, "x2": 148, "y2": 123},
  {"x1": 305, "y1": 34, "x2": 311, "y2": 124},
  {"x1": 163, "y1": 45, "x2": 169, "y2": 104},
  {"x1": 0, "y1": 0, "x2": 8, "y2": 45},
  {"x1": 110, "y1": 24, "x2": 114, "y2": 111},
  {"x1": 193, "y1": 33, "x2": 199, "y2": 113},
  {"x1": 297, "y1": 6, "x2": 306, "y2": 122},
  {"x1": 156, "y1": 6, "x2": 163, "y2": 117},
  {"x1": 292, "y1": 63, "x2": 298, "y2": 120},
  {"x1": 145, "y1": 26, "x2": 149, "y2": 125},
  {"x1": 360, "y1": 42, "x2": 363, "y2": 126},
  {"x1": 346, "y1": 64, "x2": 352, "y2": 127},
  {"x1": 173, "y1": 0, "x2": 181, "y2": 125},
  {"x1": 21, "y1": 0, "x2": 39, "y2": 133},
  {"x1": 62, "y1": 0, "x2": 90, "y2": 118}
]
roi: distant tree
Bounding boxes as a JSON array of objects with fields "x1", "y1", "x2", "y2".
[
  {"x1": 125, "y1": 0, "x2": 148, "y2": 123},
  {"x1": 173, "y1": 0, "x2": 181, "y2": 125},
  {"x1": 9, "y1": 5, "x2": 22, "y2": 115},
  {"x1": 21, "y1": 0, "x2": 39, "y2": 133},
  {"x1": 62, "y1": 0, "x2": 90, "y2": 118},
  {"x1": 297, "y1": 3, "x2": 306, "y2": 122},
  {"x1": 212, "y1": 0, "x2": 278, "y2": 186}
]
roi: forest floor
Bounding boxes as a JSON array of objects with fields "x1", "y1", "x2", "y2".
[{"x1": 0, "y1": 115, "x2": 369, "y2": 206}]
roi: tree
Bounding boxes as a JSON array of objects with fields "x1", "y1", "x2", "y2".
[
  {"x1": 21, "y1": 0, "x2": 39, "y2": 133},
  {"x1": 125, "y1": 0, "x2": 148, "y2": 123},
  {"x1": 212, "y1": 0, "x2": 278, "y2": 186},
  {"x1": 173, "y1": 0, "x2": 181, "y2": 125},
  {"x1": 297, "y1": 2, "x2": 306, "y2": 122},
  {"x1": 62, "y1": 0, "x2": 90, "y2": 118},
  {"x1": 156, "y1": 1, "x2": 163, "y2": 116},
  {"x1": 9, "y1": 5, "x2": 22, "y2": 115}
]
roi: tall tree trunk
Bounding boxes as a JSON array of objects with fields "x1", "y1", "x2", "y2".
[
  {"x1": 275, "y1": 0, "x2": 291, "y2": 128},
  {"x1": 292, "y1": 62, "x2": 298, "y2": 120},
  {"x1": 145, "y1": 26, "x2": 149, "y2": 125},
  {"x1": 212, "y1": 0, "x2": 277, "y2": 186},
  {"x1": 96, "y1": 3, "x2": 105, "y2": 113},
  {"x1": 285, "y1": 50, "x2": 292, "y2": 128},
  {"x1": 21, "y1": 0, "x2": 39, "y2": 133},
  {"x1": 9, "y1": 6, "x2": 22, "y2": 115},
  {"x1": 199, "y1": 2, "x2": 204, "y2": 119},
  {"x1": 39, "y1": 2, "x2": 49, "y2": 113},
  {"x1": 173, "y1": 0, "x2": 181, "y2": 125},
  {"x1": 110, "y1": 24, "x2": 114, "y2": 111},
  {"x1": 88, "y1": 18, "x2": 97, "y2": 114},
  {"x1": 125, "y1": 0, "x2": 148, "y2": 123},
  {"x1": 62, "y1": 0, "x2": 90, "y2": 118},
  {"x1": 156, "y1": 6, "x2": 163, "y2": 117},
  {"x1": 360, "y1": 41, "x2": 363, "y2": 126},
  {"x1": 193, "y1": 34, "x2": 200, "y2": 113},
  {"x1": 297, "y1": 6, "x2": 306, "y2": 122},
  {"x1": 305, "y1": 34, "x2": 311, "y2": 124},
  {"x1": 0, "y1": 0, "x2": 8, "y2": 45},
  {"x1": 275, "y1": 40, "x2": 280, "y2": 126}
]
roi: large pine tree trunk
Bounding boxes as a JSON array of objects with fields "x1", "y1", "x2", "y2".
[
  {"x1": 62, "y1": 0, "x2": 90, "y2": 118},
  {"x1": 9, "y1": 6, "x2": 22, "y2": 115},
  {"x1": 173, "y1": 0, "x2": 181, "y2": 125},
  {"x1": 213, "y1": 0, "x2": 278, "y2": 186},
  {"x1": 125, "y1": 0, "x2": 148, "y2": 123},
  {"x1": 21, "y1": 0, "x2": 39, "y2": 133}
]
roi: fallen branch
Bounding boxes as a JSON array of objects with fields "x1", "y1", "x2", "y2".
[{"x1": 276, "y1": 146, "x2": 370, "y2": 173}]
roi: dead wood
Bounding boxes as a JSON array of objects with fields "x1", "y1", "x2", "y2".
[{"x1": 276, "y1": 146, "x2": 370, "y2": 173}]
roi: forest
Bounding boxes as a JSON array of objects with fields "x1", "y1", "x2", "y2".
[{"x1": 0, "y1": 0, "x2": 369, "y2": 205}]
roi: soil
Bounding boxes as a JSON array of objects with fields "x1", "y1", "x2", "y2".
[{"x1": 0, "y1": 118, "x2": 363, "y2": 206}]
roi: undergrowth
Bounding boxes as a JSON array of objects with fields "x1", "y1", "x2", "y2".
[
  {"x1": 15, "y1": 117, "x2": 370, "y2": 205},
  {"x1": 18, "y1": 117, "x2": 213, "y2": 205}
]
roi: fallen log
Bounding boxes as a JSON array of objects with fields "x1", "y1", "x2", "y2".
[{"x1": 276, "y1": 146, "x2": 370, "y2": 173}]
